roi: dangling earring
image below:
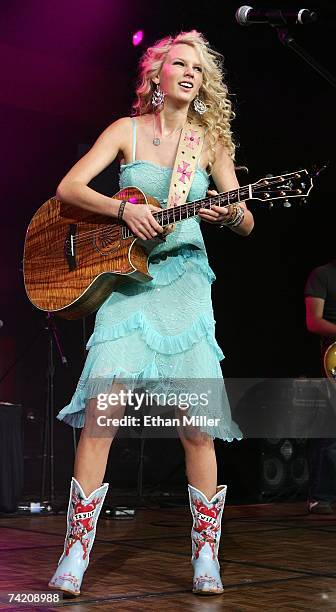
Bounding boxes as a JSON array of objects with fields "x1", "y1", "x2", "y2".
[
  {"x1": 193, "y1": 96, "x2": 207, "y2": 115},
  {"x1": 151, "y1": 83, "x2": 165, "y2": 108}
]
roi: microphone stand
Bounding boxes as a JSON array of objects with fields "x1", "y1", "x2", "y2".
[
  {"x1": 41, "y1": 313, "x2": 70, "y2": 509},
  {"x1": 274, "y1": 27, "x2": 336, "y2": 89}
]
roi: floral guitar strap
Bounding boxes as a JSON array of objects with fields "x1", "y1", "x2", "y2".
[{"x1": 165, "y1": 118, "x2": 206, "y2": 231}]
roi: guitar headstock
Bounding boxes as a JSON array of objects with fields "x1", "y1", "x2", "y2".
[{"x1": 251, "y1": 169, "x2": 313, "y2": 206}]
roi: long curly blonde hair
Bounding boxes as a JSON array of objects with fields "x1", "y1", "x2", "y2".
[{"x1": 132, "y1": 30, "x2": 236, "y2": 170}]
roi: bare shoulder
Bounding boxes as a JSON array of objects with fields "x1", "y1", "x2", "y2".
[
  {"x1": 199, "y1": 133, "x2": 232, "y2": 171},
  {"x1": 96, "y1": 116, "x2": 132, "y2": 148},
  {"x1": 103, "y1": 116, "x2": 132, "y2": 132},
  {"x1": 101, "y1": 115, "x2": 152, "y2": 158},
  {"x1": 133, "y1": 113, "x2": 152, "y2": 125},
  {"x1": 214, "y1": 139, "x2": 234, "y2": 167}
]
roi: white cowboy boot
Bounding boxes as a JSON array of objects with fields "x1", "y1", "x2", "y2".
[
  {"x1": 188, "y1": 484, "x2": 227, "y2": 595},
  {"x1": 49, "y1": 477, "x2": 108, "y2": 596}
]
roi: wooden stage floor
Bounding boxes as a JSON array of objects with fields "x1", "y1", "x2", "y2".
[{"x1": 0, "y1": 501, "x2": 335, "y2": 611}]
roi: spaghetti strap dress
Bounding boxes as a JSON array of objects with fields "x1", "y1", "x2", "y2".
[{"x1": 57, "y1": 119, "x2": 242, "y2": 441}]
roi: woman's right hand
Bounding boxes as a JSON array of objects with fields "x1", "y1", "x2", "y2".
[{"x1": 122, "y1": 203, "x2": 164, "y2": 240}]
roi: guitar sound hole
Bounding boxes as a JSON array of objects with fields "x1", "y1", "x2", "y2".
[{"x1": 94, "y1": 226, "x2": 122, "y2": 255}]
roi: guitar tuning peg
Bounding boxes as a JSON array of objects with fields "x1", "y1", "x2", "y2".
[{"x1": 283, "y1": 199, "x2": 291, "y2": 208}]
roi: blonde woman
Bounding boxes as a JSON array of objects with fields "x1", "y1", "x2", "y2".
[{"x1": 49, "y1": 30, "x2": 254, "y2": 597}]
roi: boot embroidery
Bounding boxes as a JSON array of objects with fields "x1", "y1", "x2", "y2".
[
  {"x1": 53, "y1": 572, "x2": 80, "y2": 591},
  {"x1": 66, "y1": 490, "x2": 103, "y2": 559},
  {"x1": 191, "y1": 494, "x2": 225, "y2": 560},
  {"x1": 194, "y1": 575, "x2": 222, "y2": 590}
]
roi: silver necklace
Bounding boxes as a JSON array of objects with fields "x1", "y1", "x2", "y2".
[
  {"x1": 152, "y1": 114, "x2": 184, "y2": 146},
  {"x1": 152, "y1": 113, "x2": 160, "y2": 146}
]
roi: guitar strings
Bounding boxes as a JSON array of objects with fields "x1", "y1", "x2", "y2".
[
  {"x1": 69, "y1": 173, "x2": 303, "y2": 244},
  {"x1": 42, "y1": 189, "x2": 292, "y2": 254},
  {"x1": 38, "y1": 174, "x2": 303, "y2": 253},
  {"x1": 61, "y1": 187, "x2": 248, "y2": 246}
]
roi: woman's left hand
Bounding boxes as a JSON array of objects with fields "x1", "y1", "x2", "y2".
[{"x1": 198, "y1": 189, "x2": 232, "y2": 225}]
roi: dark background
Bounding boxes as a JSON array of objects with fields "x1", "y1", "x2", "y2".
[{"x1": 0, "y1": 0, "x2": 335, "y2": 502}]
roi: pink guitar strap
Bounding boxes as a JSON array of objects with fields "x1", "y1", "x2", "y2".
[{"x1": 167, "y1": 118, "x2": 206, "y2": 218}]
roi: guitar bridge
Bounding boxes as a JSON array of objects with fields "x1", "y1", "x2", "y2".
[{"x1": 65, "y1": 224, "x2": 77, "y2": 271}]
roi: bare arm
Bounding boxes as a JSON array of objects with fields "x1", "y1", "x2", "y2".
[
  {"x1": 305, "y1": 296, "x2": 336, "y2": 337},
  {"x1": 56, "y1": 117, "x2": 130, "y2": 217},
  {"x1": 198, "y1": 142, "x2": 254, "y2": 236},
  {"x1": 56, "y1": 117, "x2": 163, "y2": 240}
]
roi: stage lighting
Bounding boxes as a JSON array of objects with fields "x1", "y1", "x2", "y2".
[{"x1": 132, "y1": 30, "x2": 144, "y2": 46}]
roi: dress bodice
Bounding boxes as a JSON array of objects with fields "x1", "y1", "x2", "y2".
[{"x1": 119, "y1": 160, "x2": 210, "y2": 255}]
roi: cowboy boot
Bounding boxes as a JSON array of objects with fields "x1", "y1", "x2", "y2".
[
  {"x1": 188, "y1": 484, "x2": 227, "y2": 595},
  {"x1": 49, "y1": 477, "x2": 108, "y2": 596}
]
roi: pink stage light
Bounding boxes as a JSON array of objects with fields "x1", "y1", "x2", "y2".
[{"x1": 132, "y1": 30, "x2": 144, "y2": 46}]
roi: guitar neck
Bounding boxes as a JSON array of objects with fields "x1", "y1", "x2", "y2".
[{"x1": 122, "y1": 185, "x2": 251, "y2": 239}]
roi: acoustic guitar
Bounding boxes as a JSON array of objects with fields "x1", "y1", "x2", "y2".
[{"x1": 23, "y1": 169, "x2": 313, "y2": 319}]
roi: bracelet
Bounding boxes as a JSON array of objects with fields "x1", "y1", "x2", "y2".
[
  {"x1": 219, "y1": 203, "x2": 236, "y2": 226},
  {"x1": 118, "y1": 200, "x2": 128, "y2": 223},
  {"x1": 220, "y1": 204, "x2": 245, "y2": 228},
  {"x1": 227, "y1": 205, "x2": 245, "y2": 227}
]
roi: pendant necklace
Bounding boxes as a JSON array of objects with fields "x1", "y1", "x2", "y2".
[{"x1": 152, "y1": 114, "x2": 183, "y2": 146}]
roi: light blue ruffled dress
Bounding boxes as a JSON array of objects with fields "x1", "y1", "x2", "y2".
[{"x1": 57, "y1": 122, "x2": 242, "y2": 441}]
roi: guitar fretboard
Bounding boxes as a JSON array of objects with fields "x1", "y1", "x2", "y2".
[{"x1": 122, "y1": 185, "x2": 250, "y2": 239}]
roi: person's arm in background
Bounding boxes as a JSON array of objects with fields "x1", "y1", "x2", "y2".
[{"x1": 305, "y1": 296, "x2": 336, "y2": 337}]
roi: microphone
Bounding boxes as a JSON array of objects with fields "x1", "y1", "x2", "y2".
[{"x1": 236, "y1": 6, "x2": 318, "y2": 26}]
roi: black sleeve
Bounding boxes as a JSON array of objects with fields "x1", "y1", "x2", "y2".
[{"x1": 304, "y1": 267, "x2": 328, "y2": 299}]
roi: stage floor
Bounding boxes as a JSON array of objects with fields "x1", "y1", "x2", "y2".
[{"x1": 0, "y1": 502, "x2": 335, "y2": 610}]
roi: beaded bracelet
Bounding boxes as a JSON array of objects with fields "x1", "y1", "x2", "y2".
[
  {"x1": 220, "y1": 203, "x2": 237, "y2": 225},
  {"x1": 220, "y1": 204, "x2": 244, "y2": 228},
  {"x1": 226, "y1": 205, "x2": 245, "y2": 227},
  {"x1": 118, "y1": 200, "x2": 128, "y2": 223}
]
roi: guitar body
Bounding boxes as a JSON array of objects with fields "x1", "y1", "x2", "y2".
[
  {"x1": 324, "y1": 342, "x2": 336, "y2": 381},
  {"x1": 23, "y1": 187, "x2": 162, "y2": 319}
]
